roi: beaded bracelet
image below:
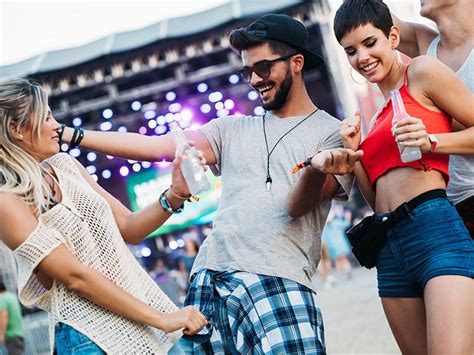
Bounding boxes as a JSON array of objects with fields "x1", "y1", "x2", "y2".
[
  {"x1": 159, "y1": 188, "x2": 184, "y2": 214},
  {"x1": 70, "y1": 127, "x2": 85, "y2": 148}
]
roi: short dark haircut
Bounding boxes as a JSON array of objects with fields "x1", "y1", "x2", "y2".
[
  {"x1": 334, "y1": 0, "x2": 393, "y2": 43},
  {"x1": 229, "y1": 25, "x2": 297, "y2": 57}
]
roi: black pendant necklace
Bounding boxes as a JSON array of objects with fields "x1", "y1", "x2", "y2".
[{"x1": 262, "y1": 108, "x2": 318, "y2": 191}]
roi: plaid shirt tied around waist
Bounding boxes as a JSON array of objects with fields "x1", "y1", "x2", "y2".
[{"x1": 183, "y1": 269, "x2": 326, "y2": 354}]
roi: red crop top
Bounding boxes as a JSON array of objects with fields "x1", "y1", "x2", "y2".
[{"x1": 359, "y1": 66, "x2": 452, "y2": 189}]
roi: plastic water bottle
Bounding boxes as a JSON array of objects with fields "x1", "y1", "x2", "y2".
[
  {"x1": 169, "y1": 122, "x2": 210, "y2": 195},
  {"x1": 390, "y1": 90, "x2": 422, "y2": 163}
]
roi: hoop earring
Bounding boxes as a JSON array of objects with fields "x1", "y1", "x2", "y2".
[{"x1": 350, "y1": 67, "x2": 368, "y2": 85}]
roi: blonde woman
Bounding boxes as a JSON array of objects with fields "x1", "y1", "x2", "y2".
[{"x1": 0, "y1": 78, "x2": 207, "y2": 354}]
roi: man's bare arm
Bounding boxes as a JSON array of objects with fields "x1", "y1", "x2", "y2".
[{"x1": 392, "y1": 14, "x2": 438, "y2": 57}]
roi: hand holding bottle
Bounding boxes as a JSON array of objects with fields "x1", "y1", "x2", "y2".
[
  {"x1": 171, "y1": 149, "x2": 208, "y2": 199},
  {"x1": 390, "y1": 90, "x2": 422, "y2": 162},
  {"x1": 170, "y1": 122, "x2": 211, "y2": 195},
  {"x1": 393, "y1": 116, "x2": 432, "y2": 153}
]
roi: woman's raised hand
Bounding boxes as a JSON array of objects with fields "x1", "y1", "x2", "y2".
[{"x1": 340, "y1": 112, "x2": 362, "y2": 150}]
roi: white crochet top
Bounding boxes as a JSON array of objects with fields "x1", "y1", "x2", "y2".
[{"x1": 13, "y1": 153, "x2": 181, "y2": 353}]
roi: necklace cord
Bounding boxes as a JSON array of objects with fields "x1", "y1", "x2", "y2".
[{"x1": 262, "y1": 108, "x2": 319, "y2": 186}]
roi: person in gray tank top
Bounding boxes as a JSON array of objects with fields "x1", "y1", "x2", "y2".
[{"x1": 392, "y1": 0, "x2": 474, "y2": 237}]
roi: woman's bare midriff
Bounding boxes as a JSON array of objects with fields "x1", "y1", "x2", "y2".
[{"x1": 374, "y1": 167, "x2": 447, "y2": 213}]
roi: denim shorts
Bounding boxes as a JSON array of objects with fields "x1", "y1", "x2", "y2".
[
  {"x1": 55, "y1": 323, "x2": 105, "y2": 354},
  {"x1": 375, "y1": 197, "x2": 473, "y2": 298}
]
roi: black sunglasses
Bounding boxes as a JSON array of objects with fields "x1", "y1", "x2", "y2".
[{"x1": 238, "y1": 54, "x2": 297, "y2": 83}]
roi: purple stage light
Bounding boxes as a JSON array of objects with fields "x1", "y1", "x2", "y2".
[
  {"x1": 248, "y1": 91, "x2": 259, "y2": 101},
  {"x1": 168, "y1": 103, "x2": 181, "y2": 113},
  {"x1": 254, "y1": 106, "x2": 264, "y2": 116},
  {"x1": 208, "y1": 91, "x2": 223, "y2": 103},
  {"x1": 101, "y1": 169, "x2": 112, "y2": 179},
  {"x1": 228, "y1": 74, "x2": 239, "y2": 84},
  {"x1": 118, "y1": 126, "x2": 128, "y2": 132},
  {"x1": 215, "y1": 102, "x2": 224, "y2": 110},
  {"x1": 144, "y1": 110, "x2": 156, "y2": 120},
  {"x1": 87, "y1": 152, "x2": 97, "y2": 162},
  {"x1": 200, "y1": 103, "x2": 211, "y2": 114},
  {"x1": 91, "y1": 174, "x2": 98, "y2": 182},
  {"x1": 224, "y1": 99, "x2": 235, "y2": 110},
  {"x1": 165, "y1": 113, "x2": 174, "y2": 123},
  {"x1": 132, "y1": 163, "x2": 142, "y2": 172},
  {"x1": 141, "y1": 247, "x2": 152, "y2": 257},
  {"x1": 86, "y1": 165, "x2": 97, "y2": 174},
  {"x1": 72, "y1": 117, "x2": 82, "y2": 127},
  {"x1": 197, "y1": 83, "x2": 208, "y2": 93},
  {"x1": 141, "y1": 162, "x2": 152, "y2": 169},
  {"x1": 69, "y1": 148, "x2": 81, "y2": 158},
  {"x1": 155, "y1": 125, "x2": 167, "y2": 135},
  {"x1": 131, "y1": 100, "x2": 142, "y2": 111},
  {"x1": 100, "y1": 121, "x2": 113, "y2": 131},
  {"x1": 181, "y1": 109, "x2": 193, "y2": 121},
  {"x1": 217, "y1": 109, "x2": 230, "y2": 117},
  {"x1": 157, "y1": 115, "x2": 166, "y2": 125},
  {"x1": 148, "y1": 120, "x2": 157, "y2": 129},
  {"x1": 157, "y1": 160, "x2": 171, "y2": 169},
  {"x1": 61, "y1": 143, "x2": 69, "y2": 151},
  {"x1": 119, "y1": 166, "x2": 130, "y2": 177},
  {"x1": 165, "y1": 91, "x2": 176, "y2": 101},
  {"x1": 102, "y1": 108, "x2": 113, "y2": 119},
  {"x1": 106, "y1": 155, "x2": 114, "y2": 160},
  {"x1": 138, "y1": 126, "x2": 147, "y2": 135}
]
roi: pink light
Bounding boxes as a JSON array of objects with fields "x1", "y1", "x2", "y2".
[
  {"x1": 138, "y1": 126, "x2": 147, "y2": 135},
  {"x1": 157, "y1": 159, "x2": 172, "y2": 169},
  {"x1": 106, "y1": 155, "x2": 115, "y2": 160},
  {"x1": 224, "y1": 99, "x2": 235, "y2": 110},
  {"x1": 181, "y1": 109, "x2": 193, "y2": 121},
  {"x1": 119, "y1": 166, "x2": 130, "y2": 177}
]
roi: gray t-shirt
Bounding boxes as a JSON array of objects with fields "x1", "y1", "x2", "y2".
[
  {"x1": 426, "y1": 36, "x2": 474, "y2": 204},
  {"x1": 192, "y1": 110, "x2": 353, "y2": 291}
]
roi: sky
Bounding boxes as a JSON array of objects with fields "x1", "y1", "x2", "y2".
[
  {"x1": 0, "y1": 0, "x2": 228, "y2": 66},
  {"x1": 1, "y1": 0, "x2": 431, "y2": 67}
]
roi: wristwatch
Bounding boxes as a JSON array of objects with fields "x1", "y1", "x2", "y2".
[{"x1": 428, "y1": 134, "x2": 438, "y2": 153}]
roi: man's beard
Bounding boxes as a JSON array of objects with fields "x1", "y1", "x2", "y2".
[{"x1": 261, "y1": 70, "x2": 293, "y2": 111}]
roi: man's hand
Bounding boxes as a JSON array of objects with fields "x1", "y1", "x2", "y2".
[
  {"x1": 311, "y1": 148, "x2": 363, "y2": 175},
  {"x1": 393, "y1": 117, "x2": 431, "y2": 152},
  {"x1": 340, "y1": 112, "x2": 362, "y2": 150}
]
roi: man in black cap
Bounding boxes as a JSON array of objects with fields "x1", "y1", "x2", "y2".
[{"x1": 61, "y1": 13, "x2": 361, "y2": 353}]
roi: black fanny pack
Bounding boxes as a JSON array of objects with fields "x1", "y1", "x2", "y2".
[{"x1": 347, "y1": 189, "x2": 447, "y2": 269}]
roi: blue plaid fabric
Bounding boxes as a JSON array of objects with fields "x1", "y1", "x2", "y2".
[{"x1": 182, "y1": 270, "x2": 326, "y2": 354}]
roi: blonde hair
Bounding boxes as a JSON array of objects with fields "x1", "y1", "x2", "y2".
[{"x1": 0, "y1": 78, "x2": 52, "y2": 215}]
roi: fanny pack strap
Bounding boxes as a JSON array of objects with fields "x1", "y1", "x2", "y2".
[{"x1": 389, "y1": 189, "x2": 447, "y2": 225}]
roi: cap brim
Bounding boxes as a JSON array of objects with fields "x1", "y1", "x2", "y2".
[{"x1": 300, "y1": 49, "x2": 324, "y2": 71}]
